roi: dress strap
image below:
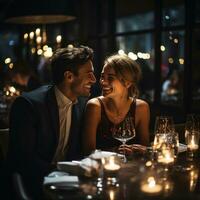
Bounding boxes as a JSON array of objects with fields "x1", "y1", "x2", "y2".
[{"x1": 129, "y1": 99, "x2": 136, "y2": 128}]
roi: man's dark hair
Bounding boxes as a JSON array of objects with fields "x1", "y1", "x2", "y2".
[{"x1": 51, "y1": 45, "x2": 93, "y2": 85}]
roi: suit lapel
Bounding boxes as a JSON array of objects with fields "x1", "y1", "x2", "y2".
[{"x1": 46, "y1": 86, "x2": 60, "y2": 144}]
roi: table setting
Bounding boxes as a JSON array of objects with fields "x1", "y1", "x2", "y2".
[{"x1": 43, "y1": 115, "x2": 200, "y2": 200}]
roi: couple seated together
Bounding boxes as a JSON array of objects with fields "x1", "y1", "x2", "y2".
[{"x1": 5, "y1": 45, "x2": 149, "y2": 199}]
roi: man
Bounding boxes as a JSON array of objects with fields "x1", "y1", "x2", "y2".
[{"x1": 6, "y1": 45, "x2": 96, "y2": 199}]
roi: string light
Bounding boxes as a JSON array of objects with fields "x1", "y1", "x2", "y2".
[{"x1": 160, "y1": 45, "x2": 165, "y2": 51}]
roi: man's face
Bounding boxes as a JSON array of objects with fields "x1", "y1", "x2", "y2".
[{"x1": 71, "y1": 60, "x2": 96, "y2": 97}]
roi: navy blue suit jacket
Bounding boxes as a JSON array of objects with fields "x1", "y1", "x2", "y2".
[{"x1": 6, "y1": 85, "x2": 87, "y2": 198}]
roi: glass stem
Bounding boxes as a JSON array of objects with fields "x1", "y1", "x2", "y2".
[{"x1": 122, "y1": 141, "x2": 126, "y2": 162}]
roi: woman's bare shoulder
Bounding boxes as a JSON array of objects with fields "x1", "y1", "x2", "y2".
[
  {"x1": 135, "y1": 99, "x2": 149, "y2": 110},
  {"x1": 86, "y1": 96, "x2": 104, "y2": 109}
]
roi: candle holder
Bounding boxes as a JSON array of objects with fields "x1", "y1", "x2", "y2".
[
  {"x1": 157, "y1": 144, "x2": 175, "y2": 180},
  {"x1": 157, "y1": 145, "x2": 175, "y2": 166},
  {"x1": 140, "y1": 169, "x2": 163, "y2": 195},
  {"x1": 185, "y1": 130, "x2": 200, "y2": 159},
  {"x1": 103, "y1": 156, "x2": 121, "y2": 182}
]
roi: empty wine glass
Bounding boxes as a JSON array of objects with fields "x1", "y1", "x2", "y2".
[
  {"x1": 112, "y1": 116, "x2": 135, "y2": 162},
  {"x1": 185, "y1": 114, "x2": 200, "y2": 133},
  {"x1": 154, "y1": 116, "x2": 175, "y2": 134}
]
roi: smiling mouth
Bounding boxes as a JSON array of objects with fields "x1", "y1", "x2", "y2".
[
  {"x1": 84, "y1": 85, "x2": 92, "y2": 92},
  {"x1": 102, "y1": 87, "x2": 113, "y2": 94}
]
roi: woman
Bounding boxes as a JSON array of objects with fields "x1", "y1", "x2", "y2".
[{"x1": 83, "y1": 54, "x2": 150, "y2": 155}]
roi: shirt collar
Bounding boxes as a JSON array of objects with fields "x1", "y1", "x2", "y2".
[{"x1": 54, "y1": 86, "x2": 77, "y2": 108}]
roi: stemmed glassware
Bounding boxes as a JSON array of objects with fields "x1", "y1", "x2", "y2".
[
  {"x1": 153, "y1": 116, "x2": 179, "y2": 163},
  {"x1": 185, "y1": 114, "x2": 200, "y2": 159},
  {"x1": 154, "y1": 116, "x2": 175, "y2": 134},
  {"x1": 112, "y1": 116, "x2": 135, "y2": 162}
]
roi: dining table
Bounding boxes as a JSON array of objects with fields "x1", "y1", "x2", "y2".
[{"x1": 43, "y1": 149, "x2": 200, "y2": 200}]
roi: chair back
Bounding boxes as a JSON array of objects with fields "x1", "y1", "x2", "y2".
[
  {"x1": 0, "y1": 128, "x2": 9, "y2": 161},
  {"x1": 12, "y1": 173, "x2": 32, "y2": 200}
]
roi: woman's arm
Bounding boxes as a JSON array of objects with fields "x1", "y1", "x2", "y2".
[
  {"x1": 82, "y1": 98, "x2": 101, "y2": 156},
  {"x1": 135, "y1": 99, "x2": 150, "y2": 146}
]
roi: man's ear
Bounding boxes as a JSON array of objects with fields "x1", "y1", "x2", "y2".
[{"x1": 64, "y1": 71, "x2": 74, "y2": 82}]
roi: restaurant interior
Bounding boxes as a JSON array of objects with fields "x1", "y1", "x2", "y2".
[{"x1": 0, "y1": 0, "x2": 200, "y2": 199}]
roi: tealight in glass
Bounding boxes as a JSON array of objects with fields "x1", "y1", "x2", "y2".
[
  {"x1": 103, "y1": 155, "x2": 121, "y2": 186},
  {"x1": 140, "y1": 168, "x2": 163, "y2": 195},
  {"x1": 185, "y1": 131, "x2": 200, "y2": 158}
]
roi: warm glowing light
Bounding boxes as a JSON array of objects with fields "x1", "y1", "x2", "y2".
[
  {"x1": 35, "y1": 28, "x2": 41, "y2": 36},
  {"x1": 37, "y1": 49, "x2": 43, "y2": 55},
  {"x1": 67, "y1": 44, "x2": 74, "y2": 49},
  {"x1": 9, "y1": 63, "x2": 13, "y2": 69},
  {"x1": 145, "y1": 161, "x2": 152, "y2": 167},
  {"x1": 104, "y1": 156, "x2": 120, "y2": 171},
  {"x1": 137, "y1": 52, "x2": 143, "y2": 58},
  {"x1": 160, "y1": 45, "x2": 166, "y2": 51},
  {"x1": 143, "y1": 53, "x2": 150, "y2": 59},
  {"x1": 188, "y1": 135, "x2": 199, "y2": 150},
  {"x1": 9, "y1": 86, "x2": 16, "y2": 93},
  {"x1": 174, "y1": 38, "x2": 178, "y2": 43},
  {"x1": 56, "y1": 35, "x2": 62, "y2": 43},
  {"x1": 43, "y1": 45, "x2": 48, "y2": 51},
  {"x1": 179, "y1": 58, "x2": 184, "y2": 65},
  {"x1": 24, "y1": 33, "x2": 28, "y2": 40},
  {"x1": 31, "y1": 48, "x2": 36, "y2": 54},
  {"x1": 168, "y1": 58, "x2": 174, "y2": 64},
  {"x1": 128, "y1": 52, "x2": 138, "y2": 60},
  {"x1": 118, "y1": 49, "x2": 125, "y2": 55},
  {"x1": 141, "y1": 176, "x2": 162, "y2": 194},
  {"x1": 44, "y1": 47, "x2": 53, "y2": 58},
  {"x1": 5, "y1": 58, "x2": 11, "y2": 64},
  {"x1": 109, "y1": 190, "x2": 115, "y2": 200},
  {"x1": 36, "y1": 36, "x2": 42, "y2": 44},
  {"x1": 29, "y1": 32, "x2": 34, "y2": 39}
]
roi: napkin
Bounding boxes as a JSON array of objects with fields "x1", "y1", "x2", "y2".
[
  {"x1": 57, "y1": 158, "x2": 100, "y2": 177},
  {"x1": 89, "y1": 150, "x2": 123, "y2": 160},
  {"x1": 43, "y1": 171, "x2": 79, "y2": 186},
  {"x1": 178, "y1": 143, "x2": 187, "y2": 153}
]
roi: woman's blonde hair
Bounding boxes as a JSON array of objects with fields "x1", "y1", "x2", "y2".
[{"x1": 104, "y1": 54, "x2": 141, "y2": 98}]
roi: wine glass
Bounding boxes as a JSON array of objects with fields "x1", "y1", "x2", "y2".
[
  {"x1": 154, "y1": 116, "x2": 175, "y2": 135},
  {"x1": 112, "y1": 116, "x2": 136, "y2": 162},
  {"x1": 185, "y1": 114, "x2": 200, "y2": 133}
]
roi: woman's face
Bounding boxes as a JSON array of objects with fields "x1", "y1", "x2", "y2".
[{"x1": 100, "y1": 65, "x2": 127, "y2": 97}]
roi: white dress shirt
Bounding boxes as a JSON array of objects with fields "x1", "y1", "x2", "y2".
[{"x1": 52, "y1": 86, "x2": 76, "y2": 162}]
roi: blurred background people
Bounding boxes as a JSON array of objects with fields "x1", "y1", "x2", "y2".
[
  {"x1": 162, "y1": 70, "x2": 180, "y2": 101},
  {"x1": 9, "y1": 60, "x2": 41, "y2": 92}
]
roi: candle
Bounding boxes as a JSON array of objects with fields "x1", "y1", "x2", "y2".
[
  {"x1": 141, "y1": 177, "x2": 162, "y2": 194},
  {"x1": 188, "y1": 137, "x2": 199, "y2": 151},
  {"x1": 104, "y1": 157, "x2": 120, "y2": 171},
  {"x1": 158, "y1": 149, "x2": 174, "y2": 164}
]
